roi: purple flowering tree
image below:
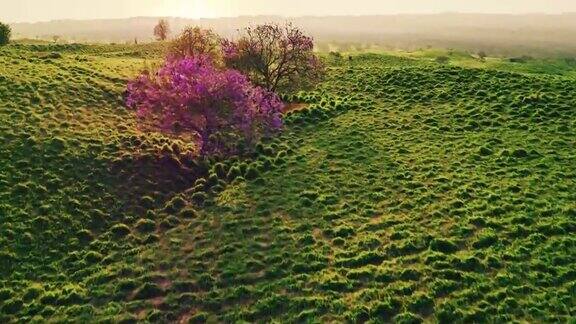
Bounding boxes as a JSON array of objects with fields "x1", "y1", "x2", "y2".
[{"x1": 126, "y1": 55, "x2": 284, "y2": 156}]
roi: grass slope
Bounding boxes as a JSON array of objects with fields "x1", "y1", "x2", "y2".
[{"x1": 0, "y1": 45, "x2": 575, "y2": 323}]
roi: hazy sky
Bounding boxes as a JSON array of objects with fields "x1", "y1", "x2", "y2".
[{"x1": 3, "y1": 0, "x2": 576, "y2": 23}]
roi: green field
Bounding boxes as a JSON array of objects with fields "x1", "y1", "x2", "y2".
[{"x1": 1, "y1": 44, "x2": 575, "y2": 323}]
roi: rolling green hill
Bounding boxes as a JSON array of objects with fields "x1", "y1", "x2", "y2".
[{"x1": 0, "y1": 44, "x2": 575, "y2": 322}]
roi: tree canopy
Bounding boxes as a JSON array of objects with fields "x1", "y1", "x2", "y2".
[{"x1": 0, "y1": 22, "x2": 11, "y2": 46}]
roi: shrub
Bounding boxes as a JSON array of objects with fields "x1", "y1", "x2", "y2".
[
  {"x1": 0, "y1": 251, "x2": 16, "y2": 271},
  {"x1": 110, "y1": 224, "x2": 131, "y2": 237},
  {"x1": 0, "y1": 288, "x2": 13, "y2": 301},
  {"x1": 436, "y1": 56, "x2": 450, "y2": 64},
  {"x1": 126, "y1": 56, "x2": 284, "y2": 156},
  {"x1": 478, "y1": 51, "x2": 487, "y2": 61},
  {"x1": 191, "y1": 192, "x2": 207, "y2": 205},
  {"x1": 409, "y1": 293, "x2": 434, "y2": 314},
  {"x1": 116, "y1": 279, "x2": 138, "y2": 293},
  {"x1": 169, "y1": 27, "x2": 222, "y2": 63},
  {"x1": 0, "y1": 22, "x2": 10, "y2": 46},
  {"x1": 164, "y1": 196, "x2": 186, "y2": 213},
  {"x1": 23, "y1": 287, "x2": 43, "y2": 301},
  {"x1": 329, "y1": 51, "x2": 343, "y2": 61},
  {"x1": 394, "y1": 312, "x2": 424, "y2": 324},
  {"x1": 479, "y1": 146, "x2": 493, "y2": 156},
  {"x1": 84, "y1": 251, "x2": 103, "y2": 263},
  {"x1": 512, "y1": 148, "x2": 528, "y2": 158},
  {"x1": 509, "y1": 55, "x2": 532, "y2": 63},
  {"x1": 189, "y1": 312, "x2": 209, "y2": 324},
  {"x1": 76, "y1": 229, "x2": 93, "y2": 243},
  {"x1": 135, "y1": 219, "x2": 156, "y2": 233},
  {"x1": 223, "y1": 23, "x2": 325, "y2": 93},
  {"x1": 244, "y1": 165, "x2": 260, "y2": 180},
  {"x1": 134, "y1": 283, "x2": 163, "y2": 299},
  {"x1": 372, "y1": 297, "x2": 403, "y2": 318},
  {"x1": 430, "y1": 238, "x2": 459, "y2": 254},
  {"x1": 160, "y1": 215, "x2": 180, "y2": 229},
  {"x1": 140, "y1": 196, "x2": 155, "y2": 208},
  {"x1": 473, "y1": 230, "x2": 498, "y2": 249},
  {"x1": 180, "y1": 207, "x2": 198, "y2": 218},
  {"x1": 153, "y1": 19, "x2": 170, "y2": 41},
  {"x1": 1, "y1": 298, "x2": 23, "y2": 314},
  {"x1": 435, "y1": 302, "x2": 463, "y2": 322}
]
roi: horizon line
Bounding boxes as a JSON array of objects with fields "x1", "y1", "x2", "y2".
[{"x1": 8, "y1": 11, "x2": 576, "y2": 24}]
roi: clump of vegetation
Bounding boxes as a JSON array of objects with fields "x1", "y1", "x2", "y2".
[
  {"x1": 153, "y1": 19, "x2": 170, "y2": 41},
  {"x1": 509, "y1": 55, "x2": 533, "y2": 63},
  {"x1": 135, "y1": 219, "x2": 156, "y2": 233},
  {"x1": 329, "y1": 51, "x2": 343, "y2": 61},
  {"x1": 478, "y1": 50, "x2": 487, "y2": 61},
  {"x1": 125, "y1": 55, "x2": 284, "y2": 156},
  {"x1": 435, "y1": 55, "x2": 450, "y2": 64},
  {"x1": 0, "y1": 22, "x2": 11, "y2": 46},
  {"x1": 168, "y1": 26, "x2": 223, "y2": 62}
]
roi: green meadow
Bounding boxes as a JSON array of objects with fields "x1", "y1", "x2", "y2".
[{"x1": 1, "y1": 43, "x2": 575, "y2": 322}]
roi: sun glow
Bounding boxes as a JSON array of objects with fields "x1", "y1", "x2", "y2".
[{"x1": 170, "y1": 0, "x2": 229, "y2": 19}]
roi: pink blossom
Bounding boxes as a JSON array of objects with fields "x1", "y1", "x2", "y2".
[{"x1": 126, "y1": 55, "x2": 284, "y2": 156}]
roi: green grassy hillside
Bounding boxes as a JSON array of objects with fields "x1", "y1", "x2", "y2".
[{"x1": 1, "y1": 45, "x2": 575, "y2": 322}]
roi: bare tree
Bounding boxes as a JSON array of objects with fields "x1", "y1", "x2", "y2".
[
  {"x1": 223, "y1": 23, "x2": 324, "y2": 93},
  {"x1": 154, "y1": 19, "x2": 170, "y2": 41}
]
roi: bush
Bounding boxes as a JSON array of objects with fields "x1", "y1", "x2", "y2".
[
  {"x1": 188, "y1": 312, "x2": 209, "y2": 324},
  {"x1": 0, "y1": 288, "x2": 13, "y2": 301},
  {"x1": 478, "y1": 51, "x2": 487, "y2": 60},
  {"x1": 1, "y1": 298, "x2": 23, "y2": 314},
  {"x1": 169, "y1": 27, "x2": 222, "y2": 63},
  {"x1": 244, "y1": 165, "x2": 260, "y2": 180},
  {"x1": 76, "y1": 229, "x2": 93, "y2": 243},
  {"x1": 135, "y1": 219, "x2": 156, "y2": 233},
  {"x1": 153, "y1": 19, "x2": 170, "y2": 41},
  {"x1": 126, "y1": 56, "x2": 284, "y2": 156},
  {"x1": 509, "y1": 55, "x2": 532, "y2": 63},
  {"x1": 180, "y1": 207, "x2": 198, "y2": 218},
  {"x1": 372, "y1": 297, "x2": 402, "y2": 318},
  {"x1": 191, "y1": 192, "x2": 207, "y2": 205},
  {"x1": 160, "y1": 215, "x2": 180, "y2": 229},
  {"x1": 84, "y1": 251, "x2": 103, "y2": 263},
  {"x1": 0, "y1": 22, "x2": 10, "y2": 46},
  {"x1": 110, "y1": 224, "x2": 131, "y2": 237},
  {"x1": 394, "y1": 312, "x2": 424, "y2": 324},
  {"x1": 329, "y1": 51, "x2": 343, "y2": 61},
  {"x1": 164, "y1": 196, "x2": 186, "y2": 213},
  {"x1": 134, "y1": 283, "x2": 164, "y2": 299},
  {"x1": 44, "y1": 52, "x2": 62, "y2": 59},
  {"x1": 473, "y1": 230, "x2": 498, "y2": 249},
  {"x1": 435, "y1": 302, "x2": 463, "y2": 322},
  {"x1": 430, "y1": 238, "x2": 459, "y2": 254},
  {"x1": 140, "y1": 196, "x2": 155, "y2": 208},
  {"x1": 436, "y1": 56, "x2": 450, "y2": 64},
  {"x1": 23, "y1": 287, "x2": 43, "y2": 301},
  {"x1": 226, "y1": 165, "x2": 242, "y2": 181}
]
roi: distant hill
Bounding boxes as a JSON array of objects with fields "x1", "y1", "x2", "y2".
[{"x1": 10, "y1": 14, "x2": 576, "y2": 56}]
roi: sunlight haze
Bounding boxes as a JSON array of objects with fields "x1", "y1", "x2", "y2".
[{"x1": 3, "y1": 0, "x2": 576, "y2": 22}]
